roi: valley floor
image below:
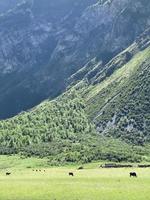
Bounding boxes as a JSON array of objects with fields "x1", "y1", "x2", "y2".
[{"x1": 0, "y1": 156, "x2": 149, "y2": 200}]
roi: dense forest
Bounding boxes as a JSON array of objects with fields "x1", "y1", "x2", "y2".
[{"x1": 0, "y1": 89, "x2": 148, "y2": 164}]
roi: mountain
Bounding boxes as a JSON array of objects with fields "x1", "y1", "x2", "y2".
[
  {"x1": 77, "y1": 27, "x2": 150, "y2": 145},
  {"x1": 0, "y1": 0, "x2": 150, "y2": 119},
  {"x1": 0, "y1": 27, "x2": 150, "y2": 164}
]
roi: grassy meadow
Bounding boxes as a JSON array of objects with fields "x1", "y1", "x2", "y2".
[{"x1": 0, "y1": 156, "x2": 149, "y2": 200}]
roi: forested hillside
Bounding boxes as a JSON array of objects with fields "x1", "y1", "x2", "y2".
[
  {"x1": 0, "y1": 28, "x2": 150, "y2": 164},
  {"x1": 0, "y1": 91, "x2": 94, "y2": 148},
  {"x1": 0, "y1": 89, "x2": 145, "y2": 164}
]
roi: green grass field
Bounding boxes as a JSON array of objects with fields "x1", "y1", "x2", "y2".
[{"x1": 0, "y1": 156, "x2": 149, "y2": 200}]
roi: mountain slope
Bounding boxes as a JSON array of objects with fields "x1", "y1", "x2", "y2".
[
  {"x1": 0, "y1": 0, "x2": 21, "y2": 14},
  {"x1": 0, "y1": 89, "x2": 143, "y2": 163},
  {"x1": 73, "y1": 27, "x2": 150, "y2": 145},
  {"x1": 0, "y1": 0, "x2": 150, "y2": 119},
  {"x1": 0, "y1": 28, "x2": 150, "y2": 163},
  {"x1": 86, "y1": 47, "x2": 150, "y2": 145}
]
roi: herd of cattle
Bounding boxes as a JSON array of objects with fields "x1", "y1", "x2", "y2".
[
  {"x1": 5, "y1": 163, "x2": 150, "y2": 177},
  {"x1": 5, "y1": 171, "x2": 138, "y2": 177},
  {"x1": 32, "y1": 169, "x2": 46, "y2": 172},
  {"x1": 67, "y1": 163, "x2": 150, "y2": 177},
  {"x1": 5, "y1": 169, "x2": 46, "y2": 176}
]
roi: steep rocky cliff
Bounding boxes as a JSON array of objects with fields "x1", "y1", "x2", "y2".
[
  {"x1": 0, "y1": 0, "x2": 21, "y2": 14},
  {"x1": 0, "y1": 0, "x2": 150, "y2": 119},
  {"x1": 74, "y1": 27, "x2": 150, "y2": 145}
]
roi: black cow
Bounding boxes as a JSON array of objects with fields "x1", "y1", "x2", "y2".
[
  {"x1": 69, "y1": 172, "x2": 74, "y2": 176},
  {"x1": 6, "y1": 172, "x2": 11, "y2": 176},
  {"x1": 130, "y1": 172, "x2": 137, "y2": 177}
]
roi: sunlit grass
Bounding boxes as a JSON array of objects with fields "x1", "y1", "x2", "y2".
[{"x1": 0, "y1": 156, "x2": 149, "y2": 200}]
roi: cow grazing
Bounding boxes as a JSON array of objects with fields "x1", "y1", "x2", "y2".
[
  {"x1": 6, "y1": 172, "x2": 11, "y2": 176},
  {"x1": 69, "y1": 172, "x2": 74, "y2": 176},
  {"x1": 130, "y1": 172, "x2": 137, "y2": 177}
]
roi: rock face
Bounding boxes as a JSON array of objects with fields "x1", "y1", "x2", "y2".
[
  {"x1": 69, "y1": 27, "x2": 150, "y2": 145},
  {"x1": 83, "y1": 27, "x2": 150, "y2": 145},
  {"x1": 0, "y1": 0, "x2": 150, "y2": 119},
  {"x1": 0, "y1": 0, "x2": 21, "y2": 14}
]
